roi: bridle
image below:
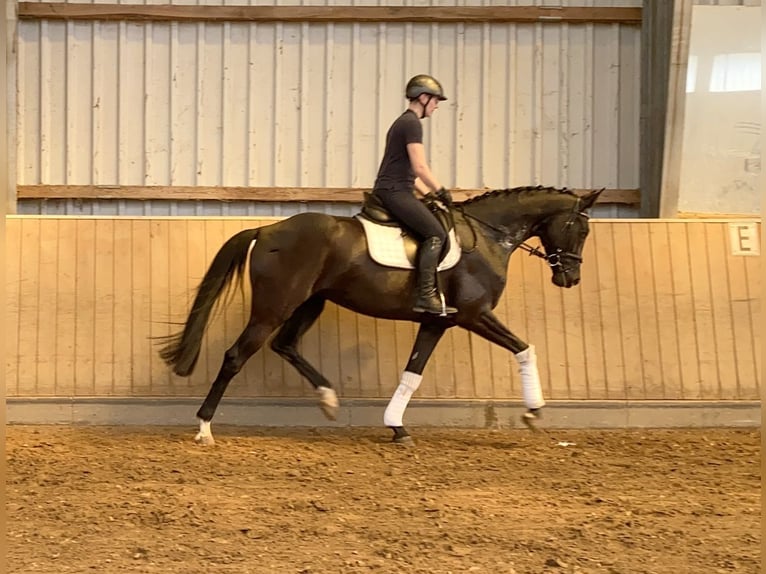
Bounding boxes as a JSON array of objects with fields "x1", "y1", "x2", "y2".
[{"x1": 456, "y1": 200, "x2": 587, "y2": 272}]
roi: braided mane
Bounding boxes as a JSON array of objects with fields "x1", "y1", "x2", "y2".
[{"x1": 461, "y1": 185, "x2": 578, "y2": 205}]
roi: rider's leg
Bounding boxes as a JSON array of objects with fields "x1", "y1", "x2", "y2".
[
  {"x1": 373, "y1": 190, "x2": 456, "y2": 315},
  {"x1": 412, "y1": 236, "x2": 457, "y2": 315}
]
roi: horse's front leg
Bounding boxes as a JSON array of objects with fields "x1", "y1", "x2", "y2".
[
  {"x1": 385, "y1": 322, "x2": 447, "y2": 445},
  {"x1": 459, "y1": 311, "x2": 545, "y2": 430}
]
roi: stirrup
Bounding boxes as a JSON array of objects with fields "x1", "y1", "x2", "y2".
[{"x1": 413, "y1": 292, "x2": 457, "y2": 316}]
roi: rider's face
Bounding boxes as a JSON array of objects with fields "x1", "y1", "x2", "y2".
[{"x1": 420, "y1": 94, "x2": 440, "y2": 118}]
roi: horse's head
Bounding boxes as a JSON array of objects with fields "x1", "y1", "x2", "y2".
[
  {"x1": 536, "y1": 188, "x2": 602, "y2": 288},
  {"x1": 458, "y1": 185, "x2": 603, "y2": 287}
]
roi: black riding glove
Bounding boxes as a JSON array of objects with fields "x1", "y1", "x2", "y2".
[{"x1": 435, "y1": 187, "x2": 453, "y2": 207}]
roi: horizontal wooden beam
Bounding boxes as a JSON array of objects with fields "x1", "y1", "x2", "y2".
[
  {"x1": 17, "y1": 185, "x2": 640, "y2": 205},
  {"x1": 17, "y1": 4, "x2": 642, "y2": 24}
]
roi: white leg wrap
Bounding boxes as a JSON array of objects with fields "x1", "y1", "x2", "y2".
[
  {"x1": 515, "y1": 345, "x2": 545, "y2": 410},
  {"x1": 194, "y1": 419, "x2": 215, "y2": 445},
  {"x1": 316, "y1": 386, "x2": 339, "y2": 408},
  {"x1": 383, "y1": 371, "x2": 423, "y2": 427},
  {"x1": 316, "y1": 386, "x2": 340, "y2": 420}
]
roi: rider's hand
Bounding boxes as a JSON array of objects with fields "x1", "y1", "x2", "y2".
[{"x1": 436, "y1": 187, "x2": 453, "y2": 207}]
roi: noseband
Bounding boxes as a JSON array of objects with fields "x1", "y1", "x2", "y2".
[{"x1": 519, "y1": 243, "x2": 582, "y2": 271}]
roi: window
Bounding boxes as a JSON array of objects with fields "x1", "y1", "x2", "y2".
[{"x1": 709, "y1": 52, "x2": 761, "y2": 93}]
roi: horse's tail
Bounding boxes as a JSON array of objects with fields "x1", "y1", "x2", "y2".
[{"x1": 159, "y1": 227, "x2": 260, "y2": 377}]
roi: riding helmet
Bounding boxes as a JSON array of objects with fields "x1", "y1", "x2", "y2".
[{"x1": 405, "y1": 74, "x2": 448, "y2": 101}]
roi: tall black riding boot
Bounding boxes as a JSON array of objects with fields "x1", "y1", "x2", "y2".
[{"x1": 413, "y1": 237, "x2": 457, "y2": 315}]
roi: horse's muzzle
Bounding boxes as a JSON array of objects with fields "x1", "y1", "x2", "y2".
[
  {"x1": 546, "y1": 251, "x2": 582, "y2": 288},
  {"x1": 552, "y1": 271, "x2": 580, "y2": 288}
]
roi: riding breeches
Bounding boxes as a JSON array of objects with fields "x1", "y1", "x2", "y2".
[{"x1": 373, "y1": 189, "x2": 447, "y2": 244}]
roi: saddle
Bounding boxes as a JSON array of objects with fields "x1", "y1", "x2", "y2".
[{"x1": 356, "y1": 192, "x2": 462, "y2": 270}]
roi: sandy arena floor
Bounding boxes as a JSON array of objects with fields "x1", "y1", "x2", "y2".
[{"x1": 6, "y1": 425, "x2": 761, "y2": 574}]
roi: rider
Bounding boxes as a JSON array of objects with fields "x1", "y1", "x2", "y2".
[{"x1": 372, "y1": 74, "x2": 457, "y2": 316}]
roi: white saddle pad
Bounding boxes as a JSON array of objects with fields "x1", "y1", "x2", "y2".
[{"x1": 356, "y1": 216, "x2": 461, "y2": 271}]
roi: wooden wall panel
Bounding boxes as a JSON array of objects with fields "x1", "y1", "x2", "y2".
[
  {"x1": 744, "y1": 256, "x2": 761, "y2": 395},
  {"x1": 55, "y1": 219, "x2": 77, "y2": 395},
  {"x1": 541, "y1": 260, "x2": 568, "y2": 400},
  {"x1": 577, "y1": 227, "x2": 608, "y2": 398},
  {"x1": 130, "y1": 219, "x2": 153, "y2": 395},
  {"x1": 706, "y1": 224, "x2": 737, "y2": 399},
  {"x1": 667, "y1": 221, "x2": 698, "y2": 398},
  {"x1": 594, "y1": 222, "x2": 628, "y2": 399},
  {"x1": 17, "y1": 218, "x2": 41, "y2": 395},
  {"x1": 74, "y1": 219, "x2": 97, "y2": 395},
  {"x1": 93, "y1": 219, "x2": 116, "y2": 394},
  {"x1": 632, "y1": 222, "x2": 663, "y2": 397},
  {"x1": 6, "y1": 218, "x2": 22, "y2": 396},
  {"x1": 649, "y1": 223, "x2": 684, "y2": 399},
  {"x1": 6, "y1": 217, "x2": 761, "y2": 403},
  {"x1": 686, "y1": 222, "x2": 719, "y2": 399},
  {"x1": 356, "y1": 314, "x2": 379, "y2": 399},
  {"x1": 612, "y1": 223, "x2": 644, "y2": 399},
  {"x1": 374, "y1": 319, "x2": 398, "y2": 400},
  {"x1": 37, "y1": 218, "x2": 59, "y2": 394},
  {"x1": 112, "y1": 220, "x2": 133, "y2": 395}
]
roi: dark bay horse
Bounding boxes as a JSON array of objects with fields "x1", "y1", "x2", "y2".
[{"x1": 160, "y1": 186, "x2": 602, "y2": 444}]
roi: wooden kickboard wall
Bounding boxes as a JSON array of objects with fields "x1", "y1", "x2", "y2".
[{"x1": 5, "y1": 217, "x2": 761, "y2": 401}]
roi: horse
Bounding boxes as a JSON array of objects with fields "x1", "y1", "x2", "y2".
[{"x1": 159, "y1": 185, "x2": 602, "y2": 445}]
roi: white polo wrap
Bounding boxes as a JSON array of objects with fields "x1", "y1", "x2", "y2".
[
  {"x1": 383, "y1": 371, "x2": 423, "y2": 427},
  {"x1": 515, "y1": 345, "x2": 545, "y2": 410}
]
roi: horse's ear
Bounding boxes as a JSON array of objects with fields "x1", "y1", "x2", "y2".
[{"x1": 580, "y1": 188, "x2": 604, "y2": 210}]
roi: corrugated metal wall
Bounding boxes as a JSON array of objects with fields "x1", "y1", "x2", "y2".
[
  {"x1": 693, "y1": 0, "x2": 760, "y2": 5},
  {"x1": 15, "y1": 0, "x2": 642, "y2": 217},
  {"x1": 6, "y1": 216, "x2": 761, "y2": 401},
  {"x1": 15, "y1": 198, "x2": 637, "y2": 218}
]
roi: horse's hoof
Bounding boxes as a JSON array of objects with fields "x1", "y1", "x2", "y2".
[
  {"x1": 320, "y1": 404, "x2": 339, "y2": 421},
  {"x1": 393, "y1": 435, "x2": 415, "y2": 447},
  {"x1": 522, "y1": 411, "x2": 540, "y2": 432},
  {"x1": 390, "y1": 427, "x2": 414, "y2": 446},
  {"x1": 194, "y1": 433, "x2": 215, "y2": 446}
]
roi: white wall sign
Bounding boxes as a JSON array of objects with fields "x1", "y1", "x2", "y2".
[{"x1": 728, "y1": 222, "x2": 760, "y2": 256}]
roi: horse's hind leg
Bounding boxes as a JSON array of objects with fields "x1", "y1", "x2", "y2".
[
  {"x1": 270, "y1": 297, "x2": 339, "y2": 420},
  {"x1": 385, "y1": 322, "x2": 447, "y2": 445},
  {"x1": 195, "y1": 321, "x2": 276, "y2": 445}
]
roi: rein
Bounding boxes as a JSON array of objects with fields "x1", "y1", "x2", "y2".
[{"x1": 454, "y1": 202, "x2": 585, "y2": 270}]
